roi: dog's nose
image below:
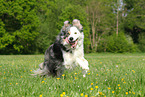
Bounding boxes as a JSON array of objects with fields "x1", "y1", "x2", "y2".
[{"x1": 69, "y1": 37, "x2": 73, "y2": 41}]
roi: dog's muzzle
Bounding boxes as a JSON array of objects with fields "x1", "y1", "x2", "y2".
[{"x1": 65, "y1": 37, "x2": 78, "y2": 48}]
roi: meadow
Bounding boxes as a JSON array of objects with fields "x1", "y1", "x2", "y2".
[{"x1": 0, "y1": 53, "x2": 145, "y2": 97}]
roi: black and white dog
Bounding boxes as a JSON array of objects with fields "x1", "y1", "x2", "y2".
[{"x1": 33, "y1": 19, "x2": 89, "y2": 77}]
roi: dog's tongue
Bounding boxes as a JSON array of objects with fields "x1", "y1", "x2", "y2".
[
  {"x1": 71, "y1": 40, "x2": 78, "y2": 48},
  {"x1": 65, "y1": 37, "x2": 69, "y2": 44}
]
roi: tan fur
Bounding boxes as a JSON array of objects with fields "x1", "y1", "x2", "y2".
[{"x1": 68, "y1": 31, "x2": 71, "y2": 34}]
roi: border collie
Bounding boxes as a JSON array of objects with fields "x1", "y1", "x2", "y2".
[{"x1": 33, "y1": 19, "x2": 89, "y2": 77}]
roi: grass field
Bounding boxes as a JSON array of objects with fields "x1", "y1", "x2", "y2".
[{"x1": 0, "y1": 53, "x2": 145, "y2": 97}]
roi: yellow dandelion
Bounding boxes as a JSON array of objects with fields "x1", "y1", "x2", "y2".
[
  {"x1": 20, "y1": 76, "x2": 23, "y2": 78},
  {"x1": 118, "y1": 84, "x2": 120, "y2": 86},
  {"x1": 108, "y1": 87, "x2": 111, "y2": 90},
  {"x1": 39, "y1": 94, "x2": 42, "y2": 97},
  {"x1": 100, "y1": 62, "x2": 102, "y2": 64},
  {"x1": 0, "y1": 66, "x2": 2, "y2": 67},
  {"x1": 96, "y1": 74, "x2": 98, "y2": 76},
  {"x1": 44, "y1": 78, "x2": 46, "y2": 80},
  {"x1": 16, "y1": 83, "x2": 18, "y2": 85},
  {"x1": 121, "y1": 78, "x2": 124, "y2": 81},
  {"x1": 96, "y1": 81, "x2": 98, "y2": 83},
  {"x1": 91, "y1": 83, "x2": 93, "y2": 85},
  {"x1": 95, "y1": 86, "x2": 98, "y2": 89},
  {"x1": 80, "y1": 93, "x2": 83, "y2": 96},
  {"x1": 132, "y1": 70, "x2": 135, "y2": 73},
  {"x1": 99, "y1": 91, "x2": 103, "y2": 95},
  {"x1": 88, "y1": 73, "x2": 90, "y2": 75},
  {"x1": 41, "y1": 81, "x2": 45, "y2": 83},
  {"x1": 119, "y1": 87, "x2": 121, "y2": 89},
  {"x1": 30, "y1": 70, "x2": 32, "y2": 71},
  {"x1": 125, "y1": 73, "x2": 127, "y2": 75},
  {"x1": 57, "y1": 78, "x2": 60, "y2": 80},
  {"x1": 126, "y1": 92, "x2": 128, "y2": 95},
  {"x1": 62, "y1": 92, "x2": 65, "y2": 95},
  {"x1": 90, "y1": 88, "x2": 93, "y2": 90},
  {"x1": 85, "y1": 95, "x2": 88, "y2": 97},
  {"x1": 112, "y1": 91, "x2": 115, "y2": 93},
  {"x1": 60, "y1": 94, "x2": 63, "y2": 97},
  {"x1": 129, "y1": 91, "x2": 131, "y2": 93},
  {"x1": 123, "y1": 82, "x2": 126, "y2": 83},
  {"x1": 75, "y1": 73, "x2": 77, "y2": 75},
  {"x1": 132, "y1": 91, "x2": 135, "y2": 95},
  {"x1": 10, "y1": 83, "x2": 12, "y2": 85},
  {"x1": 62, "y1": 74, "x2": 65, "y2": 76}
]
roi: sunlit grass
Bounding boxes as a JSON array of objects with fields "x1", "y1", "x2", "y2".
[{"x1": 0, "y1": 53, "x2": 145, "y2": 96}]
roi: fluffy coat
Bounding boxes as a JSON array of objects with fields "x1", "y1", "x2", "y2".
[{"x1": 32, "y1": 19, "x2": 89, "y2": 77}]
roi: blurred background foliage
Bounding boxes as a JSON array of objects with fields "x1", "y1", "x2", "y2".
[{"x1": 0, "y1": 0, "x2": 145, "y2": 54}]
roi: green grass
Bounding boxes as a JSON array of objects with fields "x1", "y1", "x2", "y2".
[{"x1": 0, "y1": 53, "x2": 145, "y2": 97}]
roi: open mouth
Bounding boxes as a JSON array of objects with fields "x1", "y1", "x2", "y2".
[{"x1": 65, "y1": 37, "x2": 78, "y2": 48}]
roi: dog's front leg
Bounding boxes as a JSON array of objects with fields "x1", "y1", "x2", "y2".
[
  {"x1": 76, "y1": 57, "x2": 89, "y2": 77},
  {"x1": 63, "y1": 52, "x2": 73, "y2": 69},
  {"x1": 56, "y1": 68, "x2": 64, "y2": 77}
]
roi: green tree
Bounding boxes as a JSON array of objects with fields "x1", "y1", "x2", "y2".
[
  {"x1": 86, "y1": 0, "x2": 116, "y2": 52},
  {"x1": 123, "y1": 0, "x2": 145, "y2": 51},
  {"x1": 0, "y1": 0, "x2": 40, "y2": 54},
  {"x1": 124, "y1": 0, "x2": 145, "y2": 42}
]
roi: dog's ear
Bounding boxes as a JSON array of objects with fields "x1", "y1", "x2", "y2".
[
  {"x1": 64, "y1": 21, "x2": 70, "y2": 28},
  {"x1": 80, "y1": 27, "x2": 83, "y2": 32},
  {"x1": 62, "y1": 20, "x2": 71, "y2": 33},
  {"x1": 72, "y1": 19, "x2": 83, "y2": 32}
]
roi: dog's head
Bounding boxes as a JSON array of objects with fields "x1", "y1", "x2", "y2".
[
  {"x1": 64, "y1": 26, "x2": 82, "y2": 48},
  {"x1": 61, "y1": 19, "x2": 83, "y2": 49}
]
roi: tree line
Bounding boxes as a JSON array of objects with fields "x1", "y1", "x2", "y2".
[{"x1": 0, "y1": 0, "x2": 145, "y2": 54}]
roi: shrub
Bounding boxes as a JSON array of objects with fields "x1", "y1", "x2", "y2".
[
  {"x1": 97, "y1": 33, "x2": 137, "y2": 53},
  {"x1": 138, "y1": 32, "x2": 145, "y2": 52}
]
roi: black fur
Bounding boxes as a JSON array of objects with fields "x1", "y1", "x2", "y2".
[
  {"x1": 35, "y1": 28, "x2": 69, "y2": 77},
  {"x1": 43, "y1": 41, "x2": 64, "y2": 77}
]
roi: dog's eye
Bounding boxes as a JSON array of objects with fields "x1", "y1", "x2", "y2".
[
  {"x1": 67, "y1": 32, "x2": 70, "y2": 35},
  {"x1": 74, "y1": 32, "x2": 77, "y2": 34}
]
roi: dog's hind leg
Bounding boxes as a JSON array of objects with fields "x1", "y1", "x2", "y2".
[
  {"x1": 39, "y1": 62, "x2": 44, "y2": 69},
  {"x1": 76, "y1": 57, "x2": 89, "y2": 77}
]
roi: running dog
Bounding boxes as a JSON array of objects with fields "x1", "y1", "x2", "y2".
[{"x1": 32, "y1": 19, "x2": 89, "y2": 77}]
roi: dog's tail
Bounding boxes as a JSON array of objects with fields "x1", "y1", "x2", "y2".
[{"x1": 31, "y1": 63, "x2": 49, "y2": 76}]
